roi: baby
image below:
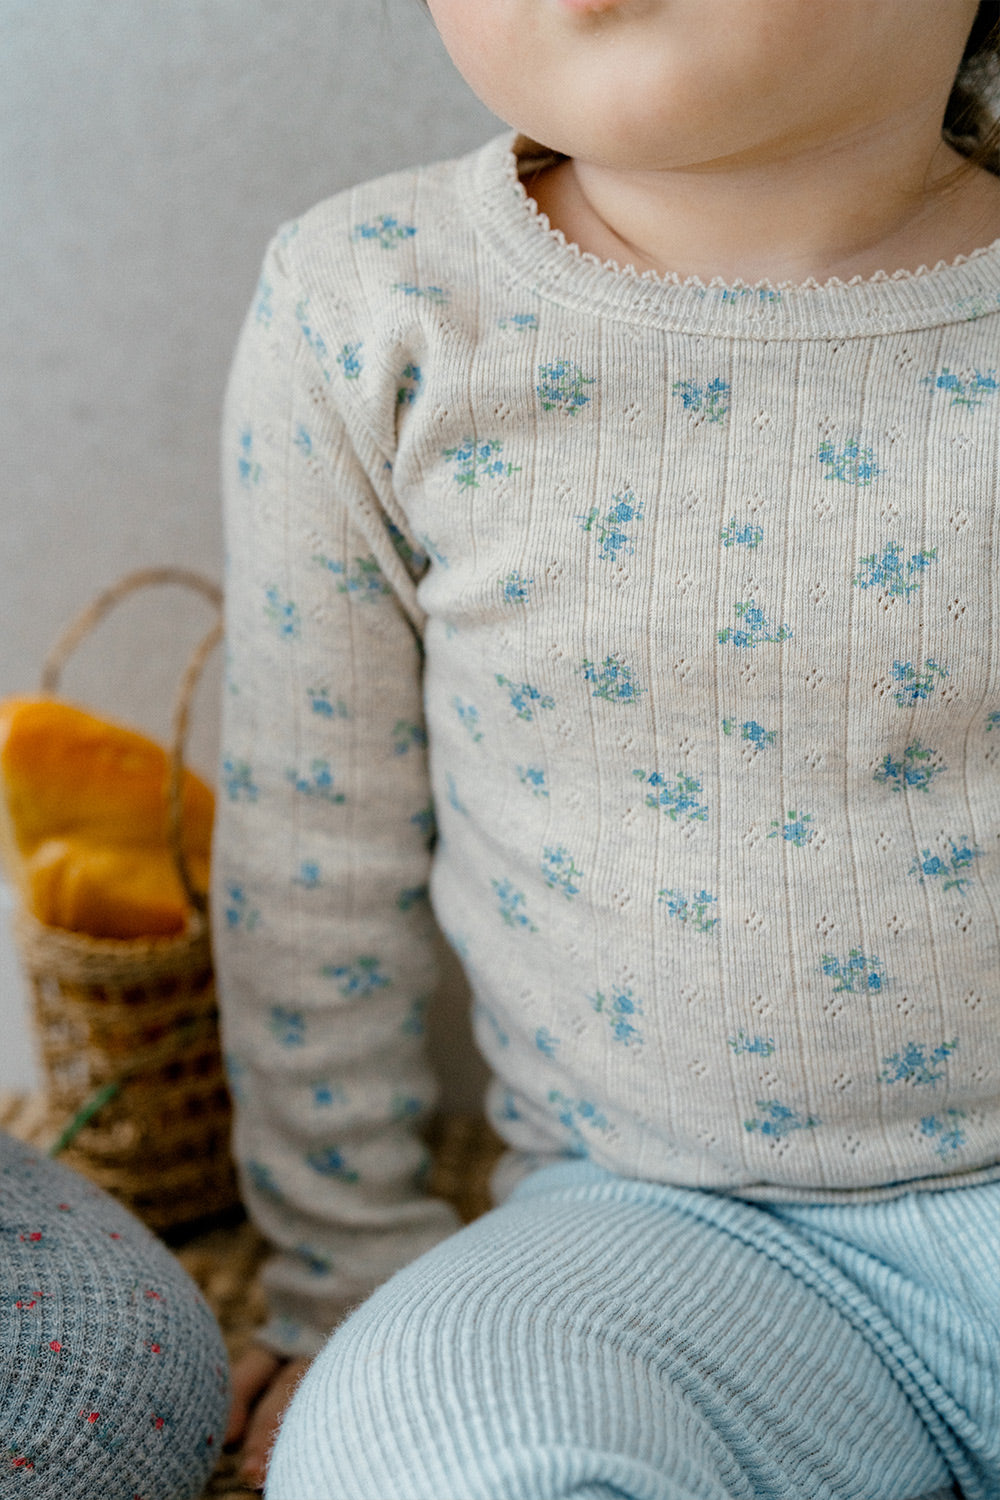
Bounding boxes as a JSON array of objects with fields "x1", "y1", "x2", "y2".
[{"x1": 216, "y1": 2, "x2": 1000, "y2": 1495}]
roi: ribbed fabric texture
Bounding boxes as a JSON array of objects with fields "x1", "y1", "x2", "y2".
[
  {"x1": 269, "y1": 1158, "x2": 995, "y2": 1500},
  {"x1": 214, "y1": 128, "x2": 1000, "y2": 1357},
  {"x1": 267, "y1": 1161, "x2": 999, "y2": 1500},
  {"x1": 0, "y1": 1131, "x2": 228, "y2": 1499}
]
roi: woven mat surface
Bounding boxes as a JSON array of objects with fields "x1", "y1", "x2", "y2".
[{"x1": 0, "y1": 1095, "x2": 503, "y2": 1497}]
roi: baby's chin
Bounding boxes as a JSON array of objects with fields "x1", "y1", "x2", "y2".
[{"x1": 553, "y1": 0, "x2": 631, "y2": 12}]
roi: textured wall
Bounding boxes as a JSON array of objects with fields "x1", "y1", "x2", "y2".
[{"x1": 0, "y1": 0, "x2": 498, "y2": 1102}]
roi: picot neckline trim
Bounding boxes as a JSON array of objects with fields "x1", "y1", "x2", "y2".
[{"x1": 463, "y1": 131, "x2": 1000, "y2": 341}]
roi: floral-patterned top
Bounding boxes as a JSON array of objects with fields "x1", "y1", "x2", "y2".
[{"x1": 215, "y1": 130, "x2": 1000, "y2": 1357}]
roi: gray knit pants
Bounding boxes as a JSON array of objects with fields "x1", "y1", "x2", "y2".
[{"x1": 0, "y1": 1131, "x2": 228, "y2": 1498}]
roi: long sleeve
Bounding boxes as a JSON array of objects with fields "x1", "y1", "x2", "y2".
[{"x1": 212, "y1": 232, "x2": 460, "y2": 1359}]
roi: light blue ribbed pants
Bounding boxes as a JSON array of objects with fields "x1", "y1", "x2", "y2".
[{"x1": 267, "y1": 1161, "x2": 1000, "y2": 1500}]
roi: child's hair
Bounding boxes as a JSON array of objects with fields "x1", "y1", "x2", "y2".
[{"x1": 944, "y1": 0, "x2": 1000, "y2": 175}]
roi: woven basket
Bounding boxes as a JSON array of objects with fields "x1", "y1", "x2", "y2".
[{"x1": 12, "y1": 567, "x2": 238, "y2": 1232}]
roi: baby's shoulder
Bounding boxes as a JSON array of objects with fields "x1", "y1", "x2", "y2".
[{"x1": 274, "y1": 150, "x2": 480, "y2": 307}]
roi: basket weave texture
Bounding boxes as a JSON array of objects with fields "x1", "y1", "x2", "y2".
[
  {"x1": 18, "y1": 908, "x2": 237, "y2": 1230},
  {"x1": 11, "y1": 567, "x2": 238, "y2": 1231}
]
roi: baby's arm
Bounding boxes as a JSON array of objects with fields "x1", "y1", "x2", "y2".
[{"x1": 213, "y1": 231, "x2": 460, "y2": 1405}]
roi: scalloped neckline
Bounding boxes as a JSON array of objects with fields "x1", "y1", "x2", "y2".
[{"x1": 510, "y1": 135, "x2": 1000, "y2": 295}]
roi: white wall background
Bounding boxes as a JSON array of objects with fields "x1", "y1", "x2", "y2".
[{"x1": 0, "y1": 0, "x2": 499, "y2": 1105}]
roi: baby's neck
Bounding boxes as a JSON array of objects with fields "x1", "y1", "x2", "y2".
[{"x1": 529, "y1": 129, "x2": 1000, "y2": 285}]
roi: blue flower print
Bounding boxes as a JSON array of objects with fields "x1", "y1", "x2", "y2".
[
  {"x1": 891, "y1": 659, "x2": 948, "y2": 706},
  {"x1": 294, "y1": 1244, "x2": 333, "y2": 1277},
  {"x1": 589, "y1": 988, "x2": 644, "y2": 1048},
  {"x1": 392, "y1": 281, "x2": 449, "y2": 305},
  {"x1": 309, "y1": 689, "x2": 349, "y2": 720},
  {"x1": 474, "y1": 1001, "x2": 510, "y2": 1049},
  {"x1": 494, "y1": 1091, "x2": 521, "y2": 1124},
  {"x1": 224, "y1": 884, "x2": 259, "y2": 931},
  {"x1": 717, "y1": 600, "x2": 792, "y2": 648},
  {"x1": 492, "y1": 878, "x2": 538, "y2": 932},
  {"x1": 722, "y1": 717, "x2": 777, "y2": 749},
  {"x1": 313, "y1": 553, "x2": 390, "y2": 600},
  {"x1": 419, "y1": 532, "x2": 450, "y2": 569},
  {"x1": 321, "y1": 956, "x2": 390, "y2": 998},
  {"x1": 922, "y1": 367, "x2": 998, "y2": 408},
  {"x1": 719, "y1": 516, "x2": 763, "y2": 549},
  {"x1": 873, "y1": 741, "x2": 944, "y2": 794},
  {"x1": 908, "y1": 839, "x2": 982, "y2": 893},
  {"x1": 352, "y1": 214, "x2": 417, "y2": 250},
  {"x1": 313, "y1": 1082, "x2": 346, "y2": 1107},
  {"x1": 443, "y1": 439, "x2": 521, "y2": 488},
  {"x1": 392, "y1": 719, "x2": 428, "y2": 755},
  {"x1": 633, "y1": 769, "x2": 708, "y2": 822},
  {"x1": 579, "y1": 655, "x2": 647, "y2": 703},
  {"x1": 264, "y1": 586, "x2": 301, "y2": 638},
  {"x1": 576, "y1": 491, "x2": 645, "y2": 561},
  {"x1": 956, "y1": 292, "x2": 1000, "y2": 321},
  {"x1": 880, "y1": 1039, "x2": 958, "y2": 1088},
  {"x1": 222, "y1": 758, "x2": 258, "y2": 802},
  {"x1": 225, "y1": 1051, "x2": 248, "y2": 1104},
  {"x1": 853, "y1": 542, "x2": 937, "y2": 599},
  {"x1": 269, "y1": 1005, "x2": 305, "y2": 1048},
  {"x1": 452, "y1": 697, "x2": 484, "y2": 742},
  {"x1": 396, "y1": 363, "x2": 422, "y2": 406},
  {"x1": 410, "y1": 802, "x2": 436, "y2": 846},
  {"x1": 658, "y1": 888, "x2": 719, "y2": 933},
  {"x1": 548, "y1": 1090, "x2": 611, "y2": 1156},
  {"x1": 728, "y1": 1032, "x2": 776, "y2": 1058},
  {"x1": 535, "y1": 1027, "x2": 560, "y2": 1058},
  {"x1": 254, "y1": 276, "x2": 273, "y2": 327},
  {"x1": 286, "y1": 761, "x2": 345, "y2": 803},
  {"x1": 336, "y1": 342, "x2": 363, "y2": 380},
  {"x1": 517, "y1": 765, "x2": 549, "y2": 798},
  {"x1": 718, "y1": 287, "x2": 782, "y2": 307},
  {"x1": 744, "y1": 1101, "x2": 820, "y2": 1140},
  {"x1": 920, "y1": 1111, "x2": 967, "y2": 1158},
  {"x1": 446, "y1": 773, "x2": 468, "y2": 816},
  {"x1": 672, "y1": 377, "x2": 731, "y2": 423},
  {"x1": 294, "y1": 861, "x2": 321, "y2": 889},
  {"x1": 386, "y1": 521, "x2": 428, "y2": 573},
  {"x1": 401, "y1": 996, "x2": 429, "y2": 1038},
  {"x1": 247, "y1": 1161, "x2": 282, "y2": 1202},
  {"x1": 768, "y1": 810, "x2": 814, "y2": 847},
  {"x1": 541, "y1": 846, "x2": 583, "y2": 899},
  {"x1": 817, "y1": 438, "x2": 881, "y2": 485},
  {"x1": 497, "y1": 312, "x2": 538, "y2": 333},
  {"x1": 820, "y1": 949, "x2": 889, "y2": 993},
  {"x1": 392, "y1": 1093, "x2": 423, "y2": 1123},
  {"x1": 496, "y1": 675, "x2": 556, "y2": 721},
  {"x1": 501, "y1": 570, "x2": 533, "y2": 602},
  {"x1": 396, "y1": 884, "x2": 429, "y2": 911},
  {"x1": 305, "y1": 1147, "x2": 359, "y2": 1183},
  {"x1": 294, "y1": 426, "x2": 312, "y2": 457},
  {"x1": 237, "y1": 427, "x2": 262, "y2": 488},
  {"x1": 987, "y1": 710, "x2": 1000, "y2": 733},
  {"x1": 536, "y1": 360, "x2": 595, "y2": 415},
  {"x1": 296, "y1": 297, "x2": 334, "y2": 381}
]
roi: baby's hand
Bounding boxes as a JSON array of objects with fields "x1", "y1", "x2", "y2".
[{"x1": 226, "y1": 1345, "x2": 312, "y2": 1489}]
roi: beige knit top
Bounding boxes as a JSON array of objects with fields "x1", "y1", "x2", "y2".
[{"x1": 214, "y1": 132, "x2": 1000, "y2": 1356}]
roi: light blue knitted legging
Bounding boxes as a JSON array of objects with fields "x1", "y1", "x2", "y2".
[{"x1": 268, "y1": 1160, "x2": 1000, "y2": 1500}]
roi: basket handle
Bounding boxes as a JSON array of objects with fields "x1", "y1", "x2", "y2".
[{"x1": 39, "y1": 567, "x2": 223, "y2": 917}]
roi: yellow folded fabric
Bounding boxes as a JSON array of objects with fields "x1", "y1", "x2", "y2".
[{"x1": 0, "y1": 697, "x2": 214, "y2": 938}]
